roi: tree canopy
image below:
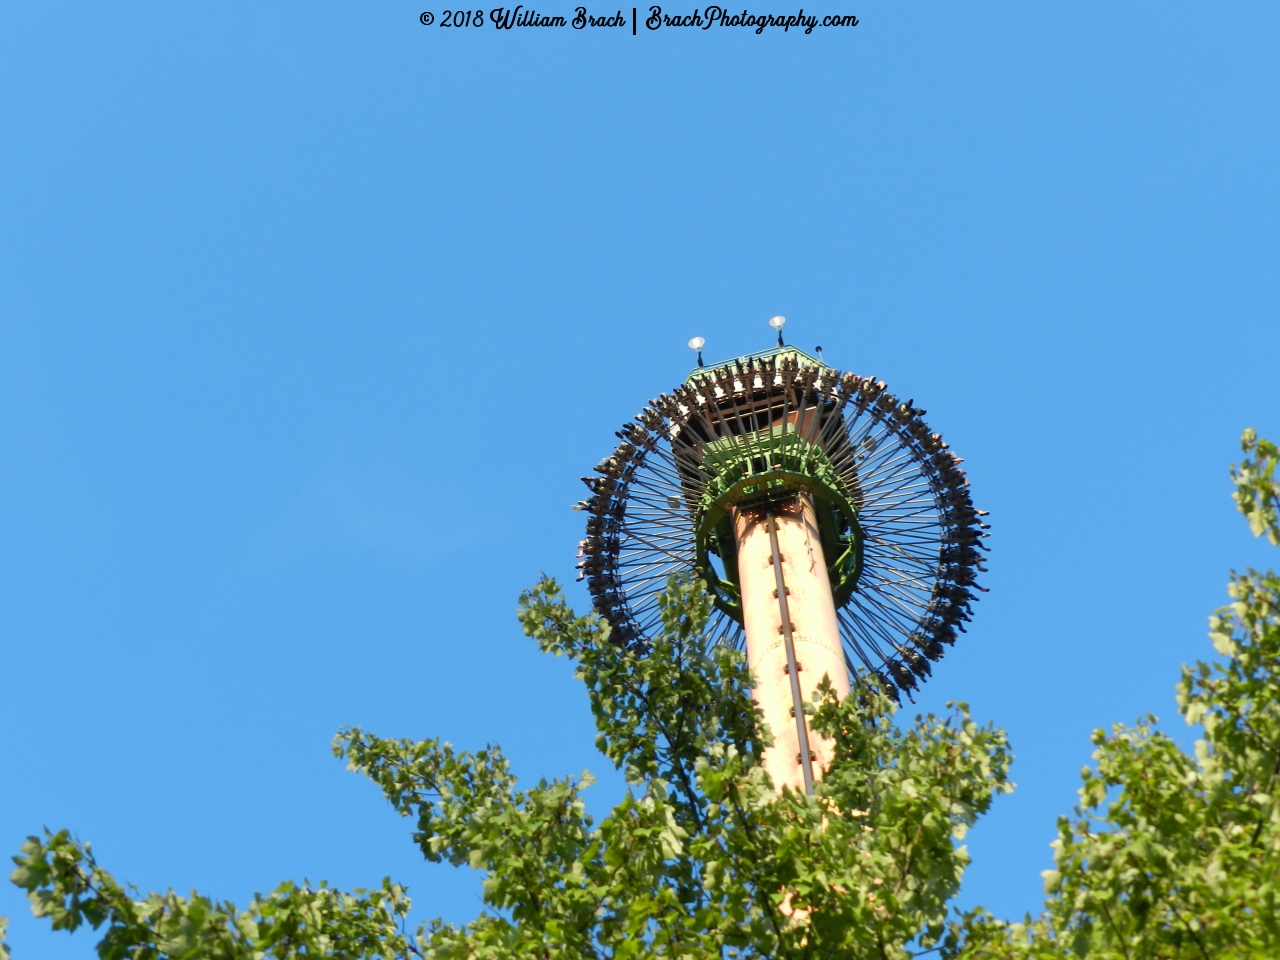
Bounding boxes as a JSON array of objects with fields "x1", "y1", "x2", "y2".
[
  {"x1": 5, "y1": 429, "x2": 1278, "y2": 959},
  {"x1": 957, "y1": 429, "x2": 1280, "y2": 959}
]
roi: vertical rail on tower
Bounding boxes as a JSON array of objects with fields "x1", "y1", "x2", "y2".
[{"x1": 767, "y1": 512, "x2": 814, "y2": 795}]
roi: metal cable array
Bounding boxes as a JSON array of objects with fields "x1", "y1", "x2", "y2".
[{"x1": 574, "y1": 352, "x2": 988, "y2": 698}]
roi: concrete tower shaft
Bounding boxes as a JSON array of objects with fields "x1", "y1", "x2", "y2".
[{"x1": 735, "y1": 496, "x2": 850, "y2": 793}]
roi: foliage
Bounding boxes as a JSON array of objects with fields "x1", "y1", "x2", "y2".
[
  {"x1": 1233, "y1": 428, "x2": 1280, "y2": 546},
  {"x1": 8, "y1": 565, "x2": 1012, "y2": 958},
  {"x1": 334, "y1": 575, "x2": 1012, "y2": 959},
  {"x1": 952, "y1": 431, "x2": 1280, "y2": 960},
  {"x1": 15, "y1": 427, "x2": 1274, "y2": 959},
  {"x1": 9, "y1": 830, "x2": 414, "y2": 960}
]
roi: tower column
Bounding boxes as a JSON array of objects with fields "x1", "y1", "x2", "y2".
[{"x1": 735, "y1": 495, "x2": 849, "y2": 793}]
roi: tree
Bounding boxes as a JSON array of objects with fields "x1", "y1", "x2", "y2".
[
  {"x1": 5, "y1": 557, "x2": 1011, "y2": 958},
  {"x1": 954, "y1": 429, "x2": 1280, "y2": 959},
  {"x1": 9, "y1": 431, "x2": 1278, "y2": 959}
]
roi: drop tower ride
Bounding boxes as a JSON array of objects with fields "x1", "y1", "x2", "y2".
[{"x1": 576, "y1": 319, "x2": 987, "y2": 793}]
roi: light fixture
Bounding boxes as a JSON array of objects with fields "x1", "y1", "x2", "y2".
[
  {"x1": 688, "y1": 336, "x2": 705, "y2": 367},
  {"x1": 769, "y1": 315, "x2": 786, "y2": 346}
]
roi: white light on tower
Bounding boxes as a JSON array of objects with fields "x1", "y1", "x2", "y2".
[{"x1": 688, "y1": 336, "x2": 705, "y2": 367}]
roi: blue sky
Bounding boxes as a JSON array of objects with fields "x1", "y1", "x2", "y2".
[{"x1": 2, "y1": 2, "x2": 1278, "y2": 954}]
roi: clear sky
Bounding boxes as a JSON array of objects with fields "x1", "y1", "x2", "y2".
[{"x1": 2, "y1": 2, "x2": 1278, "y2": 955}]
